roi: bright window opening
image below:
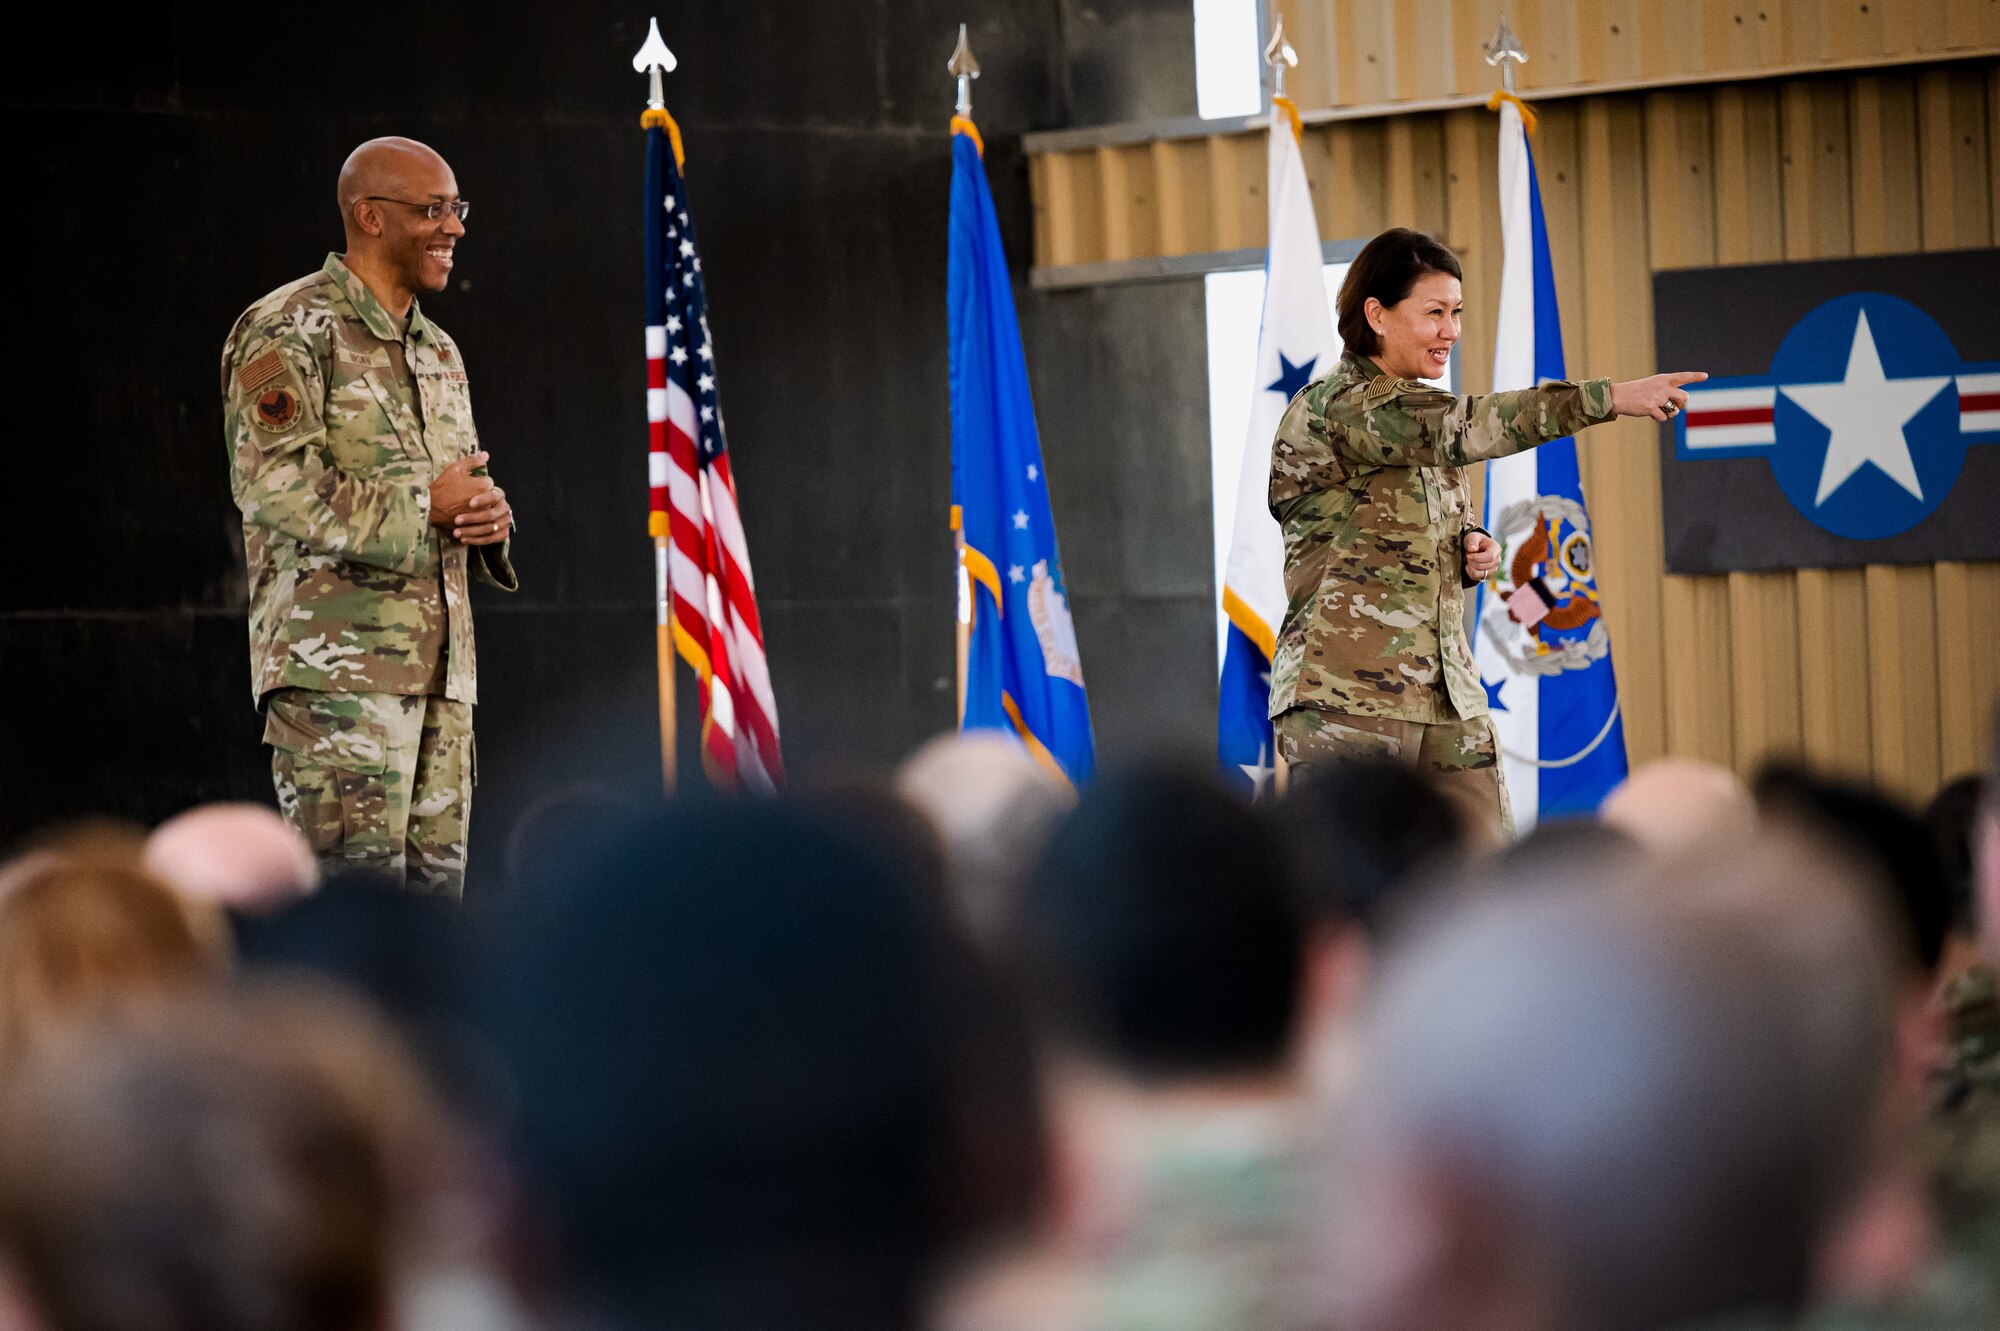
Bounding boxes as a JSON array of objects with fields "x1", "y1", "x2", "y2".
[{"x1": 1193, "y1": 0, "x2": 1264, "y2": 120}]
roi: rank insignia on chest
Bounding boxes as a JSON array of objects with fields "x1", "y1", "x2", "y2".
[{"x1": 253, "y1": 386, "x2": 300, "y2": 433}]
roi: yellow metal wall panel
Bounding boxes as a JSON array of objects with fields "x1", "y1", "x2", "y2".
[
  {"x1": 1150, "y1": 140, "x2": 1193, "y2": 256},
  {"x1": 1215, "y1": 3, "x2": 1996, "y2": 113},
  {"x1": 1452, "y1": 0, "x2": 1509, "y2": 102},
  {"x1": 1337, "y1": 0, "x2": 1401, "y2": 106},
  {"x1": 1396, "y1": 0, "x2": 1462, "y2": 102},
  {"x1": 1572, "y1": 97, "x2": 1670, "y2": 764},
  {"x1": 1645, "y1": 91, "x2": 1738, "y2": 769},
  {"x1": 1318, "y1": 120, "x2": 1392, "y2": 240},
  {"x1": 1275, "y1": 0, "x2": 1337, "y2": 111}
]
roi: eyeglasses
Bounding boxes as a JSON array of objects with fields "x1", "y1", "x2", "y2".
[{"x1": 362, "y1": 196, "x2": 471, "y2": 222}]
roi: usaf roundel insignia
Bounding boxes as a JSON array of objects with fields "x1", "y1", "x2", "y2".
[
  {"x1": 1656, "y1": 249, "x2": 2000, "y2": 573},
  {"x1": 253, "y1": 386, "x2": 300, "y2": 433}
]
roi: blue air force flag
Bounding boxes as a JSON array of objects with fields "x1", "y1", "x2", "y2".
[
  {"x1": 1473, "y1": 100, "x2": 1628, "y2": 829},
  {"x1": 1217, "y1": 103, "x2": 1340, "y2": 797},
  {"x1": 948, "y1": 118, "x2": 1095, "y2": 785}
]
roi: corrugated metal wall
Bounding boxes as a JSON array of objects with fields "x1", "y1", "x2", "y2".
[
  {"x1": 1267, "y1": 0, "x2": 2000, "y2": 110},
  {"x1": 1028, "y1": 55, "x2": 2000, "y2": 801}
]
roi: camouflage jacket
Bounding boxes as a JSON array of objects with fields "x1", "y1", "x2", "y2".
[
  {"x1": 1923, "y1": 963, "x2": 2000, "y2": 1278},
  {"x1": 221, "y1": 254, "x2": 516, "y2": 706},
  {"x1": 1267, "y1": 352, "x2": 1613, "y2": 723}
]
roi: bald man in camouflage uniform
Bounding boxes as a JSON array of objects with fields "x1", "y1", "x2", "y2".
[
  {"x1": 222, "y1": 137, "x2": 515, "y2": 897},
  {"x1": 1267, "y1": 353, "x2": 1616, "y2": 836}
]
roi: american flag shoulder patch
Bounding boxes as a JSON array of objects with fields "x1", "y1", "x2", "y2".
[{"x1": 235, "y1": 349, "x2": 285, "y2": 395}]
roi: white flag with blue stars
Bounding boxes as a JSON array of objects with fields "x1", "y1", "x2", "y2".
[{"x1": 1216, "y1": 103, "x2": 1339, "y2": 797}]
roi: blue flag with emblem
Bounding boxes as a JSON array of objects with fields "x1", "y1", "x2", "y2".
[
  {"x1": 1473, "y1": 99, "x2": 1627, "y2": 828},
  {"x1": 948, "y1": 117, "x2": 1095, "y2": 785}
]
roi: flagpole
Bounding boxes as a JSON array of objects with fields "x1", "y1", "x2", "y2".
[
  {"x1": 949, "y1": 24, "x2": 979, "y2": 728},
  {"x1": 1265, "y1": 13, "x2": 1297, "y2": 796},
  {"x1": 636, "y1": 17, "x2": 680, "y2": 796}
]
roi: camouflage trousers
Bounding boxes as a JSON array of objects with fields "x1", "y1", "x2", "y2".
[
  {"x1": 1273, "y1": 706, "x2": 1514, "y2": 839},
  {"x1": 263, "y1": 688, "x2": 474, "y2": 898}
]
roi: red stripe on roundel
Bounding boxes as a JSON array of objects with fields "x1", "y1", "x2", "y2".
[
  {"x1": 1960, "y1": 392, "x2": 2000, "y2": 413},
  {"x1": 1685, "y1": 407, "x2": 1774, "y2": 427}
]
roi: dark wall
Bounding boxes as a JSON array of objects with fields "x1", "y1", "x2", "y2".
[{"x1": 2, "y1": 1, "x2": 1204, "y2": 882}]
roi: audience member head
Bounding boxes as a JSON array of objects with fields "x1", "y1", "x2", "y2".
[
  {"x1": 1491, "y1": 815, "x2": 1641, "y2": 880},
  {"x1": 1323, "y1": 846, "x2": 1883, "y2": 1331},
  {"x1": 1662, "y1": 828, "x2": 1918, "y2": 1301},
  {"x1": 896, "y1": 733, "x2": 1075, "y2": 949},
  {"x1": 0, "y1": 852, "x2": 228, "y2": 1075},
  {"x1": 1277, "y1": 758, "x2": 1467, "y2": 943},
  {"x1": 479, "y1": 797, "x2": 998, "y2": 1330},
  {"x1": 145, "y1": 801, "x2": 319, "y2": 915},
  {"x1": 1924, "y1": 774, "x2": 1984, "y2": 948},
  {"x1": 232, "y1": 869, "x2": 475, "y2": 1107},
  {"x1": 503, "y1": 783, "x2": 648, "y2": 906},
  {"x1": 0, "y1": 987, "x2": 443, "y2": 1331},
  {"x1": 1754, "y1": 765, "x2": 1948, "y2": 980},
  {"x1": 1272, "y1": 760, "x2": 1466, "y2": 1087},
  {"x1": 1016, "y1": 761, "x2": 1301, "y2": 1083},
  {"x1": 810, "y1": 781, "x2": 1048, "y2": 1251},
  {"x1": 1598, "y1": 757, "x2": 1757, "y2": 855}
]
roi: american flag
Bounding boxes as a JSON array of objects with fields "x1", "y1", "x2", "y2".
[{"x1": 644, "y1": 118, "x2": 782, "y2": 791}]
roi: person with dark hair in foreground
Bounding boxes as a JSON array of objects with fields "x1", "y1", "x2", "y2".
[
  {"x1": 1267, "y1": 226, "x2": 1705, "y2": 836},
  {"x1": 940, "y1": 762, "x2": 1306, "y2": 1331},
  {"x1": 1271, "y1": 759, "x2": 1470, "y2": 1098},
  {"x1": 477, "y1": 796, "x2": 1030, "y2": 1331}
]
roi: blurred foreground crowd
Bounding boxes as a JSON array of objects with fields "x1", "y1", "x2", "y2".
[{"x1": 1, "y1": 725, "x2": 1997, "y2": 1331}]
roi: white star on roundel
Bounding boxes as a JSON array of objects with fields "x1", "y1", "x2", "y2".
[
  {"x1": 1026, "y1": 464, "x2": 1039, "y2": 482},
  {"x1": 1008, "y1": 564, "x2": 1026, "y2": 584},
  {"x1": 1012, "y1": 510, "x2": 1029, "y2": 530},
  {"x1": 1780, "y1": 310, "x2": 1949, "y2": 505},
  {"x1": 1239, "y1": 743, "x2": 1275, "y2": 798}
]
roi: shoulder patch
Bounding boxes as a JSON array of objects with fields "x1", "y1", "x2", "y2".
[
  {"x1": 252, "y1": 386, "x2": 301, "y2": 433},
  {"x1": 236, "y1": 349, "x2": 285, "y2": 394}
]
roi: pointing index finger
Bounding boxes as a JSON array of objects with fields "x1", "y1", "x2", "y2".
[{"x1": 1667, "y1": 371, "x2": 1709, "y2": 386}]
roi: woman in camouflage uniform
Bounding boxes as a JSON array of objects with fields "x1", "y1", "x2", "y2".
[{"x1": 1267, "y1": 228, "x2": 1703, "y2": 834}]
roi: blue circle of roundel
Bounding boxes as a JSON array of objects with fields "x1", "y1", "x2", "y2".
[{"x1": 1766, "y1": 293, "x2": 1966, "y2": 540}]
